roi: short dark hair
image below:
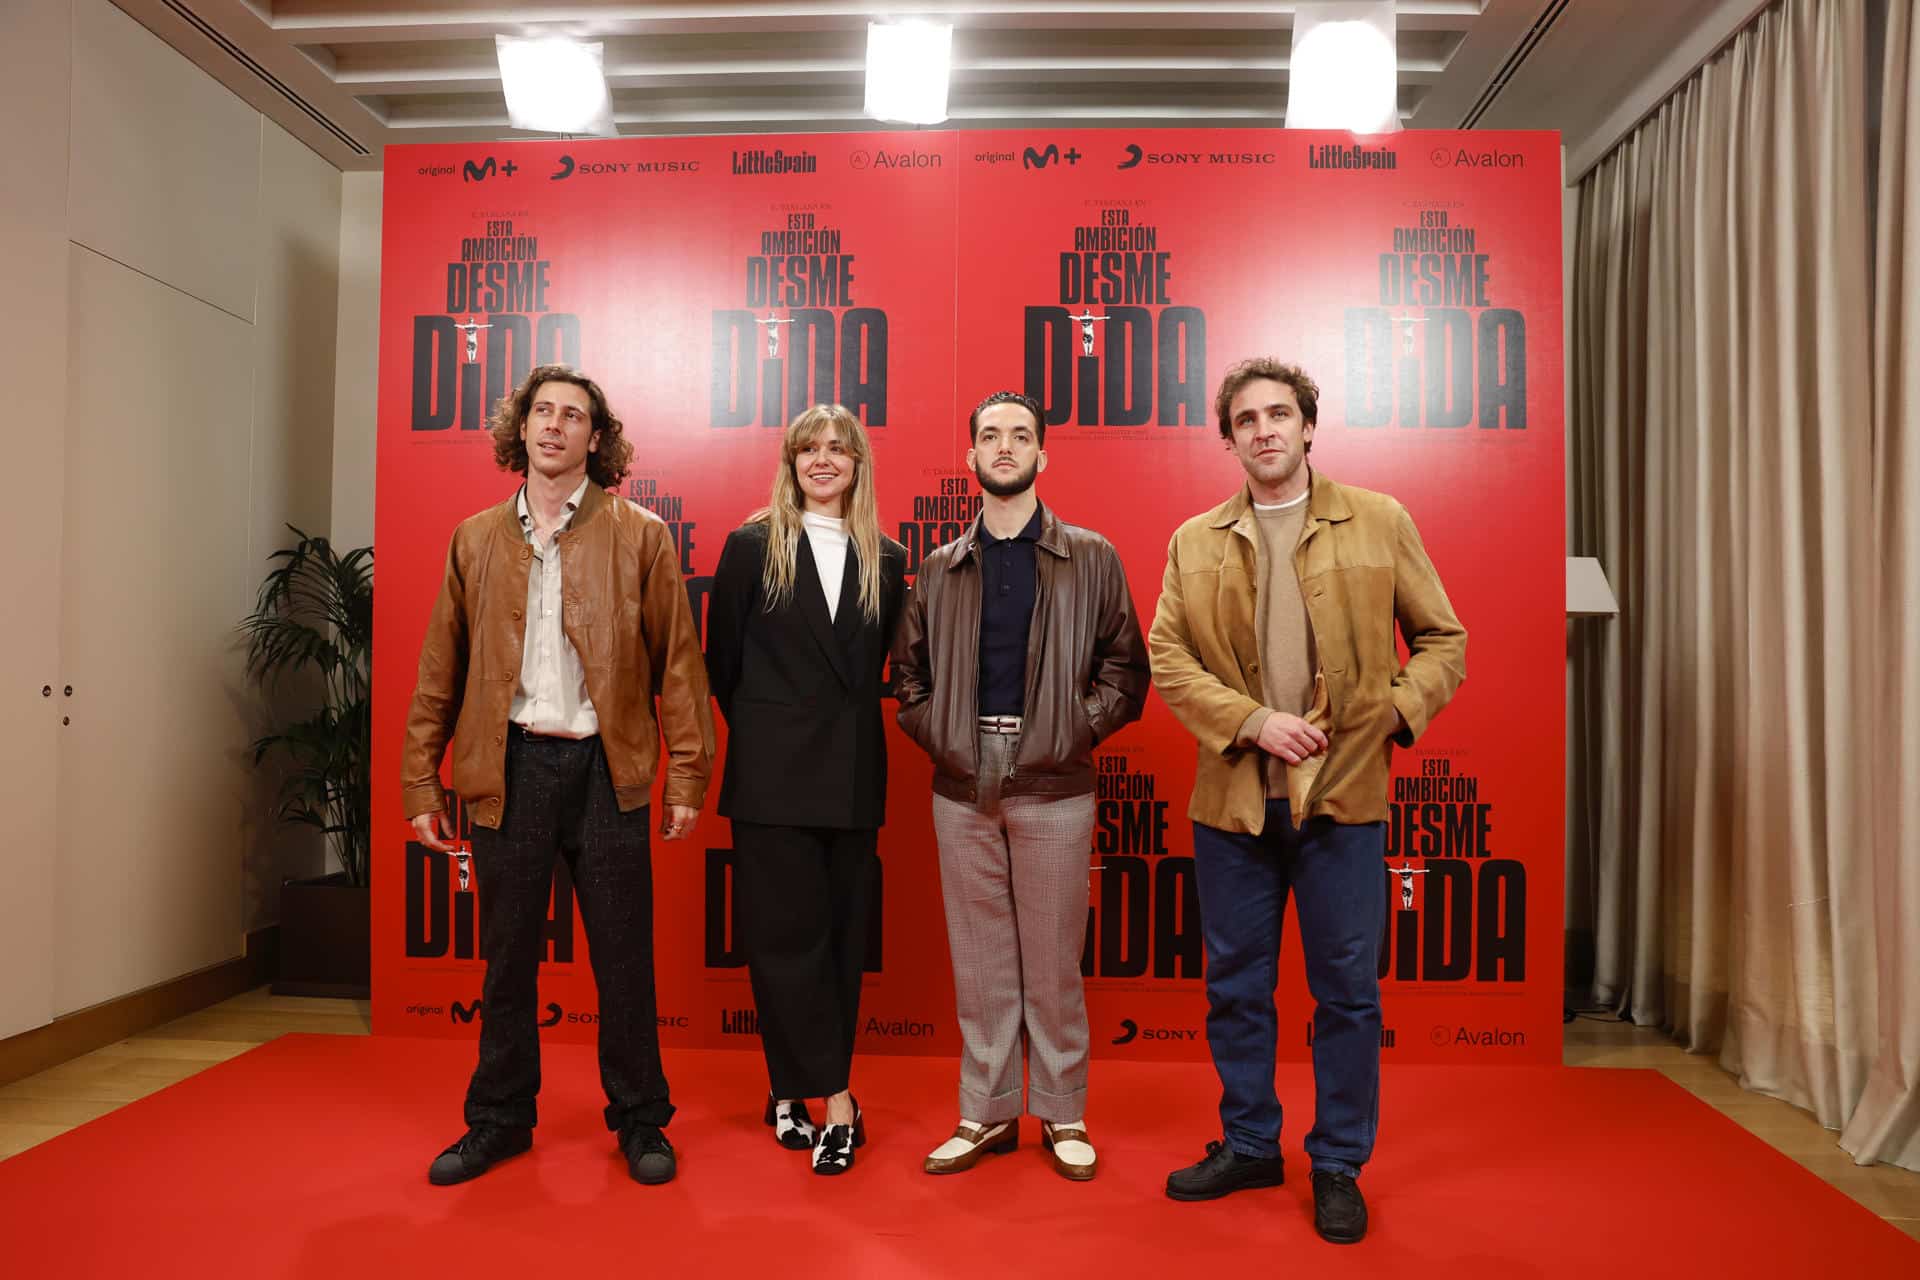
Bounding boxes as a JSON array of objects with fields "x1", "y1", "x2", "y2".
[
  {"x1": 1214, "y1": 359, "x2": 1320, "y2": 451},
  {"x1": 968, "y1": 390, "x2": 1046, "y2": 446},
  {"x1": 489, "y1": 364, "x2": 633, "y2": 487}
]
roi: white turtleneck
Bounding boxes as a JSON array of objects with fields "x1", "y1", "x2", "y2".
[{"x1": 802, "y1": 511, "x2": 849, "y2": 620}]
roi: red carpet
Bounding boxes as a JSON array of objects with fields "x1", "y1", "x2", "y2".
[{"x1": 0, "y1": 1034, "x2": 1912, "y2": 1278}]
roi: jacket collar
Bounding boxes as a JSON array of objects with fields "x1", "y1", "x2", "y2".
[
  {"x1": 1207, "y1": 468, "x2": 1351, "y2": 532},
  {"x1": 948, "y1": 499, "x2": 1068, "y2": 569},
  {"x1": 496, "y1": 476, "x2": 610, "y2": 539}
]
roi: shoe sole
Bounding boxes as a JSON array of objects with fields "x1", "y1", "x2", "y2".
[
  {"x1": 1163, "y1": 1171, "x2": 1286, "y2": 1202},
  {"x1": 628, "y1": 1161, "x2": 676, "y2": 1186},
  {"x1": 1316, "y1": 1223, "x2": 1366, "y2": 1244}
]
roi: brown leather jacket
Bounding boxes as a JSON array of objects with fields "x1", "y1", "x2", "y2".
[
  {"x1": 891, "y1": 503, "x2": 1149, "y2": 802},
  {"x1": 401, "y1": 483, "x2": 715, "y2": 829}
]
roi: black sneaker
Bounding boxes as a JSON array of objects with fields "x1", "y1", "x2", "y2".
[
  {"x1": 619, "y1": 1122, "x2": 677, "y2": 1185},
  {"x1": 1311, "y1": 1169, "x2": 1368, "y2": 1243},
  {"x1": 427, "y1": 1124, "x2": 532, "y2": 1186},
  {"x1": 1164, "y1": 1139, "x2": 1286, "y2": 1201}
]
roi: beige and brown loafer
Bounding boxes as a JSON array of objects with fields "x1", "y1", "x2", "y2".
[
  {"x1": 923, "y1": 1119, "x2": 1019, "y2": 1174},
  {"x1": 1041, "y1": 1121, "x2": 1097, "y2": 1181}
]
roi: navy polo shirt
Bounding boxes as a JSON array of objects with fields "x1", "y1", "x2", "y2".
[{"x1": 976, "y1": 505, "x2": 1044, "y2": 717}]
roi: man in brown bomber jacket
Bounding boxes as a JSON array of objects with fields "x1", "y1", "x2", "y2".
[
  {"x1": 892, "y1": 390, "x2": 1149, "y2": 1183},
  {"x1": 1151, "y1": 359, "x2": 1465, "y2": 1244},
  {"x1": 402, "y1": 365, "x2": 714, "y2": 1189}
]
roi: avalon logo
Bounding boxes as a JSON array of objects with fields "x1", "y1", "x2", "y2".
[
  {"x1": 864, "y1": 1016, "x2": 935, "y2": 1038},
  {"x1": 462, "y1": 156, "x2": 519, "y2": 182},
  {"x1": 1435, "y1": 147, "x2": 1528, "y2": 170},
  {"x1": 1432, "y1": 1024, "x2": 1528, "y2": 1048},
  {"x1": 868, "y1": 148, "x2": 941, "y2": 171}
]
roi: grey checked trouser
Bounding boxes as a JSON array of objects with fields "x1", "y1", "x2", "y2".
[{"x1": 930, "y1": 732, "x2": 1098, "y2": 1124}]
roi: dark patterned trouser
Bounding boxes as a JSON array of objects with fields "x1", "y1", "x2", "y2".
[{"x1": 463, "y1": 728, "x2": 672, "y2": 1133}]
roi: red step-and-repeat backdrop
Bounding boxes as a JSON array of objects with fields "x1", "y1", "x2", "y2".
[{"x1": 370, "y1": 129, "x2": 1564, "y2": 1065}]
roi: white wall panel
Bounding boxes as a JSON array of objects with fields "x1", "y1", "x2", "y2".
[
  {"x1": 0, "y1": 0, "x2": 72, "y2": 1040},
  {"x1": 57, "y1": 245, "x2": 251, "y2": 1014},
  {"x1": 68, "y1": 0, "x2": 259, "y2": 322}
]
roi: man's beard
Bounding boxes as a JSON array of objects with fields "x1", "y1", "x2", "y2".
[{"x1": 975, "y1": 458, "x2": 1038, "y2": 498}]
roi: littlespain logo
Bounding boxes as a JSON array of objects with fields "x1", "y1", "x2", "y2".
[
  {"x1": 1306, "y1": 143, "x2": 1397, "y2": 171},
  {"x1": 733, "y1": 149, "x2": 817, "y2": 175}
]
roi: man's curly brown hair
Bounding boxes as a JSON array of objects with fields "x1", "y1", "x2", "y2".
[
  {"x1": 488, "y1": 364, "x2": 633, "y2": 487},
  {"x1": 1214, "y1": 358, "x2": 1320, "y2": 453}
]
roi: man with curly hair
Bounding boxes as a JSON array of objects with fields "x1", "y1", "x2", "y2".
[{"x1": 401, "y1": 364, "x2": 714, "y2": 1187}]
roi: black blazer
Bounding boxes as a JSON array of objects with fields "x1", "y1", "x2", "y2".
[{"x1": 706, "y1": 521, "x2": 910, "y2": 828}]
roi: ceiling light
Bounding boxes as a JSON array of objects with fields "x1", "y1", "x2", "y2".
[
  {"x1": 864, "y1": 21, "x2": 952, "y2": 125},
  {"x1": 1287, "y1": 2, "x2": 1400, "y2": 133},
  {"x1": 495, "y1": 35, "x2": 616, "y2": 137}
]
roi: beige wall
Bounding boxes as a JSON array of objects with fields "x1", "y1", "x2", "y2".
[
  {"x1": 0, "y1": 0, "x2": 74, "y2": 1043},
  {"x1": 331, "y1": 172, "x2": 383, "y2": 554},
  {"x1": 0, "y1": 0, "x2": 341, "y2": 1034}
]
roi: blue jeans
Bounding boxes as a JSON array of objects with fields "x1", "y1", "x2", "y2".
[{"x1": 1192, "y1": 800, "x2": 1385, "y2": 1177}]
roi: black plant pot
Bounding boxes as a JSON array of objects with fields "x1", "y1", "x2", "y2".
[{"x1": 274, "y1": 871, "x2": 371, "y2": 998}]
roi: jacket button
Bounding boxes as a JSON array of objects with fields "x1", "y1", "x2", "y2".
[
  {"x1": 512, "y1": 609, "x2": 522, "y2": 619},
  {"x1": 1248, "y1": 662, "x2": 1259, "y2": 674},
  {"x1": 493, "y1": 734, "x2": 503, "y2": 745},
  {"x1": 521, "y1": 548, "x2": 531, "y2": 560}
]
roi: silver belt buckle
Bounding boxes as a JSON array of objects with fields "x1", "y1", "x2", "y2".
[{"x1": 977, "y1": 715, "x2": 1023, "y2": 735}]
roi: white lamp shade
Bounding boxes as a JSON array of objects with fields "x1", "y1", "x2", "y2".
[
  {"x1": 865, "y1": 21, "x2": 953, "y2": 125},
  {"x1": 496, "y1": 35, "x2": 617, "y2": 137},
  {"x1": 1287, "y1": 2, "x2": 1400, "y2": 134}
]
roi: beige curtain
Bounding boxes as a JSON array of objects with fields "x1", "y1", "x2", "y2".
[
  {"x1": 1848, "y1": 0, "x2": 1920, "y2": 1170},
  {"x1": 1570, "y1": 0, "x2": 1919, "y2": 1171}
]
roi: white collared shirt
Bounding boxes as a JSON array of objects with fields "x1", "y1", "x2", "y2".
[
  {"x1": 510, "y1": 478, "x2": 598, "y2": 737},
  {"x1": 803, "y1": 511, "x2": 849, "y2": 621}
]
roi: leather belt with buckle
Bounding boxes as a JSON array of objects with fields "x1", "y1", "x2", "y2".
[{"x1": 977, "y1": 715, "x2": 1023, "y2": 735}]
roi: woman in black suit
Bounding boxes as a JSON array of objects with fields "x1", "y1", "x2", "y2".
[{"x1": 706, "y1": 403, "x2": 909, "y2": 1176}]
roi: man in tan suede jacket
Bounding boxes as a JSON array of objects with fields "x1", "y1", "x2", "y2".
[
  {"x1": 1151, "y1": 359, "x2": 1465, "y2": 1244},
  {"x1": 402, "y1": 364, "x2": 713, "y2": 1189}
]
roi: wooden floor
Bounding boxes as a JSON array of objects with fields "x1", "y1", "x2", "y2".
[{"x1": 1, "y1": 989, "x2": 1914, "y2": 1241}]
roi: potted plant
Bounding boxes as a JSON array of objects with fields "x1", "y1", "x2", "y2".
[{"x1": 241, "y1": 527, "x2": 373, "y2": 997}]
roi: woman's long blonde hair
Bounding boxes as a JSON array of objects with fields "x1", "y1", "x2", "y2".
[{"x1": 751, "y1": 404, "x2": 884, "y2": 623}]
